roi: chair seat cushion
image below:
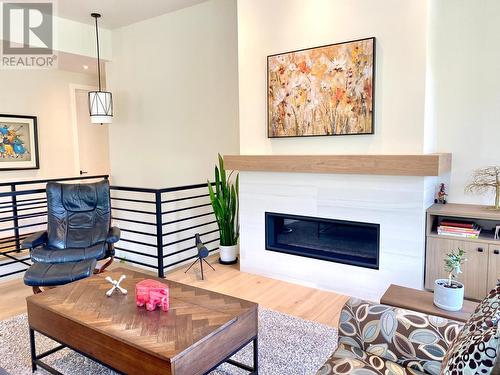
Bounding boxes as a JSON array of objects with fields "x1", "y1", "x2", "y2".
[
  {"x1": 30, "y1": 242, "x2": 107, "y2": 263},
  {"x1": 316, "y1": 343, "x2": 427, "y2": 375},
  {"x1": 23, "y1": 259, "x2": 96, "y2": 287}
]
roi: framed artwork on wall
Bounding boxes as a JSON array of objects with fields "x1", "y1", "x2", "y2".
[
  {"x1": 0, "y1": 114, "x2": 39, "y2": 171},
  {"x1": 267, "y1": 37, "x2": 375, "y2": 138}
]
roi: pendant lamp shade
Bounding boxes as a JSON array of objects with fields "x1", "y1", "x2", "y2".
[
  {"x1": 89, "y1": 91, "x2": 113, "y2": 124},
  {"x1": 89, "y1": 12, "x2": 112, "y2": 124}
]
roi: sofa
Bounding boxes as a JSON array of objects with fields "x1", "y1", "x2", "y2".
[{"x1": 317, "y1": 286, "x2": 500, "y2": 375}]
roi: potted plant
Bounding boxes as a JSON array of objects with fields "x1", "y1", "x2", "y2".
[
  {"x1": 208, "y1": 154, "x2": 239, "y2": 264},
  {"x1": 433, "y1": 248, "x2": 467, "y2": 311}
]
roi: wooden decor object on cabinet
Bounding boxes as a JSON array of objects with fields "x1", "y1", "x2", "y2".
[{"x1": 425, "y1": 203, "x2": 500, "y2": 301}]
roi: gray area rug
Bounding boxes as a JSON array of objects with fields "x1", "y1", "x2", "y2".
[{"x1": 0, "y1": 308, "x2": 336, "y2": 375}]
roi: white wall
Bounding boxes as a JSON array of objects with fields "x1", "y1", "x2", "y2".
[
  {"x1": 0, "y1": 69, "x2": 96, "y2": 181},
  {"x1": 237, "y1": 0, "x2": 428, "y2": 155},
  {"x1": 430, "y1": 0, "x2": 500, "y2": 205},
  {"x1": 237, "y1": 0, "x2": 500, "y2": 205},
  {"x1": 107, "y1": 0, "x2": 239, "y2": 188}
]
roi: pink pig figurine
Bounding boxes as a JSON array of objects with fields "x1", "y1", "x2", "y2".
[{"x1": 135, "y1": 279, "x2": 170, "y2": 311}]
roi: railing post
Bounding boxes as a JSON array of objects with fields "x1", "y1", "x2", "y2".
[
  {"x1": 10, "y1": 184, "x2": 21, "y2": 252},
  {"x1": 155, "y1": 191, "x2": 165, "y2": 278}
]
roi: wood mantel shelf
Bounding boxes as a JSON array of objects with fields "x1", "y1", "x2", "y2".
[{"x1": 224, "y1": 153, "x2": 451, "y2": 176}]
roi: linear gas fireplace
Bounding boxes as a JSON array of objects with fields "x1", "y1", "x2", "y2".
[{"x1": 265, "y1": 212, "x2": 380, "y2": 269}]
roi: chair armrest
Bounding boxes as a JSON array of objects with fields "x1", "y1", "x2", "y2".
[
  {"x1": 339, "y1": 298, "x2": 463, "y2": 369},
  {"x1": 21, "y1": 231, "x2": 47, "y2": 249},
  {"x1": 106, "y1": 226, "x2": 121, "y2": 244}
]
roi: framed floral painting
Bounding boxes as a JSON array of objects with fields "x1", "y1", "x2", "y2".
[
  {"x1": 267, "y1": 37, "x2": 375, "y2": 138},
  {"x1": 0, "y1": 114, "x2": 39, "y2": 170}
]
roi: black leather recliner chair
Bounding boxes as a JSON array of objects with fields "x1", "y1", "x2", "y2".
[{"x1": 22, "y1": 179, "x2": 120, "y2": 293}]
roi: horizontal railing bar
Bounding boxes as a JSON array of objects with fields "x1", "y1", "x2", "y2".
[
  {"x1": 0, "y1": 211, "x2": 46, "y2": 223},
  {"x1": 0, "y1": 199, "x2": 47, "y2": 209},
  {"x1": 0, "y1": 268, "x2": 29, "y2": 278},
  {"x1": 163, "y1": 220, "x2": 217, "y2": 237},
  {"x1": 0, "y1": 222, "x2": 47, "y2": 233},
  {"x1": 111, "y1": 217, "x2": 156, "y2": 226},
  {"x1": 162, "y1": 203, "x2": 212, "y2": 215},
  {"x1": 14, "y1": 204, "x2": 47, "y2": 212},
  {"x1": 114, "y1": 247, "x2": 158, "y2": 259},
  {"x1": 161, "y1": 193, "x2": 209, "y2": 204},
  {"x1": 164, "y1": 247, "x2": 219, "y2": 268},
  {"x1": 110, "y1": 197, "x2": 155, "y2": 205},
  {"x1": 0, "y1": 204, "x2": 46, "y2": 214},
  {"x1": 114, "y1": 256, "x2": 156, "y2": 269},
  {"x1": 158, "y1": 182, "x2": 215, "y2": 194},
  {"x1": 164, "y1": 237, "x2": 219, "y2": 258},
  {"x1": 119, "y1": 228, "x2": 157, "y2": 237},
  {"x1": 0, "y1": 174, "x2": 108, "y2": 188},
  {"x1": 163, "y1": 229, "x2": 219, "y2": 247},
  {"x1": 112, "y1": 207, "x2": 156, "y2": 215},
  {"x1": 0, "y1": 189, "x2": 45, "y2": 198},
  {"x1": 163, "y1": 211, "x2": 214, "y2": 225},
  {"x1": 119, "y1": 238, "x2": 157, "y2": 248},
  {"x1": 110, "y1": 185, "x2": 158, "y2": 194},
  {"x1": 0, "y1": 221, "x2": 47, "y2": 232},
  {"x1": 11, "y1": 197, "x2": 46, "y2": 204}
]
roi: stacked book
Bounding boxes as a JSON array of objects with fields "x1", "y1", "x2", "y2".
[{"x1": 437, "y1": 220, "x2": 481, "y2": 239}]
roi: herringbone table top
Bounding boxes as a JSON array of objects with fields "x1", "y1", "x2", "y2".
[{"x1": 27, "y1": 267, "x2": 258, "y2": 362}]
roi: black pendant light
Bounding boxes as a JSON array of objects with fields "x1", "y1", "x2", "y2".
[{"x1": 88, "y1": 13, "x2": 113, "y2": 124}]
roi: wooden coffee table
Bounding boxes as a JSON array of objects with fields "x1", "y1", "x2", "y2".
[{"x1": 26, "y1": 267, "x2": 258, "y2": 375}]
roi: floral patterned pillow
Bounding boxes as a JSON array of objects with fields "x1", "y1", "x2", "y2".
[
  {"x1": 441, "y1": 325, "x2": 499, "y2": 375},
  {"x1": 464, "y1": 284, "x2": 500, "y2": 335}
]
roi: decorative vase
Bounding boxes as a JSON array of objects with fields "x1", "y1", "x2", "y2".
[
  {"x1": 219, "y1": 244, "x2": 238, "y2": 264},
  {"x1": 433, "y1": 279, "x2": 464, "y2": 311}
]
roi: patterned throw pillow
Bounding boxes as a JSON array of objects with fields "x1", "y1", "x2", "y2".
[
  {"x1": 462, "y1": 284, "x2": 500, "y2": 336},
  {"x1": 441, "y1": 325, "x2": 499, "y2": 375}
]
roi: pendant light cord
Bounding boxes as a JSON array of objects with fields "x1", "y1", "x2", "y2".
[{"x1": 94, "y1": 15, "x2": 102, "y2": 92}]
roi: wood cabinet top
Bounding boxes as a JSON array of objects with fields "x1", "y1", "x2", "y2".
[
  {"x1": 381, "y1": 284, "x2": 477, "y2": 323},
  {"x1": 428, "y1": 203, "x2": 500, "y2": 221},
  {"x1": 224, "y1": 153, "x2": 451, "y2": 176}
]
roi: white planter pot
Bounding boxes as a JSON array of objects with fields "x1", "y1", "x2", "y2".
[
  {"x1": 219, "y1": 245, "x2": 238, "y2": 263},
  {"x1": 433, "y1": 279, "x2": 465, "y2": 311}
]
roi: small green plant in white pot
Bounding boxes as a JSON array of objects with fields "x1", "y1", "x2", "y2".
[
  {"x1": 208, "y1": 154, "x2": 239, "y2": 264},
  {"x1": 433, "y1": 248, "x2": 467, "y2": 311}
]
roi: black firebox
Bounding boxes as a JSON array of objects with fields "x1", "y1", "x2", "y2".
[{"x1": 265, "y1": 212, "x2": 380, "y2": 269}]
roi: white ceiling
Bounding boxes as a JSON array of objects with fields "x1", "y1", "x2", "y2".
[{"x1": 56, "y1": 0, "x2": 208, "y2": 29}]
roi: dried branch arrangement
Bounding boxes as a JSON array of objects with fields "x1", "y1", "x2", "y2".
[{"x1": 465, "y1": 166, "x2": 500, "y2": 210}]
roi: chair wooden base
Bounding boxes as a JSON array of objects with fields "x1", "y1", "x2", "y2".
[
  {"x1": 32, "y1": 286, "x2": 55, "y2": 294},
  {"x1": 94, "y1": 256, "x2": 114, "y2": 274}
]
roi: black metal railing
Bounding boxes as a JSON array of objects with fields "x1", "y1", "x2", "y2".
[{"x1": 0, "y1": 175, "x2": 219, "y2": 279}]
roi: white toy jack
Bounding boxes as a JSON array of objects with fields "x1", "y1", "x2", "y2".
[{"x1": 105, "y1": 275, "x2": 128, "y2": 297}]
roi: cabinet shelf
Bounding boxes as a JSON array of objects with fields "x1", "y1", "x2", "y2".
[
  {"x1": 428, "y1": 231, "x2": 500, "y2": 246},
  {"x1": 425, "y1": 203, "x2": 500, "y2": 301}
]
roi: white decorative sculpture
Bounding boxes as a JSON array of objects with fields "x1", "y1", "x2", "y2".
[{"x1": 105, "y1": 275, "x2": 128, "y2": 297}]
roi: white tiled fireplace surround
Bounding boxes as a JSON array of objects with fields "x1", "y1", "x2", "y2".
[{"x1": 239, "y1": 171, "x2": 441, "y2": 301}]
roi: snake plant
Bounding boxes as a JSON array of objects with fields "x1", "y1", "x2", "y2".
[{"x1": 208, "y1": 154, "x2": 239, "y2": 246}]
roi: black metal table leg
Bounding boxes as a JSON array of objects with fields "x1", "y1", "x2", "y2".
[
  {"x1": 204, "y1": 335, "x2": 258, "y2": 374},
  {"x1": 29, "y1": 327, "x2": 37, "y2": 372},
  {"x1": 253, "y1": 336, "x2": 259, "y2": 374}
]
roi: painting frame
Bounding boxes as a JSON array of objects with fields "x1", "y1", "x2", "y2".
[
  {"x1": 0, "y1": 114, "x2": 39, "y2": 171},
  {"x1": 267, "y1": 37, "x2": 376, "y2": 139}
]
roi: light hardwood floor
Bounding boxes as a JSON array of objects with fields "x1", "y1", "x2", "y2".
[{"x1": 0, "y1": 256, "x2": 349, "y2": 327}]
